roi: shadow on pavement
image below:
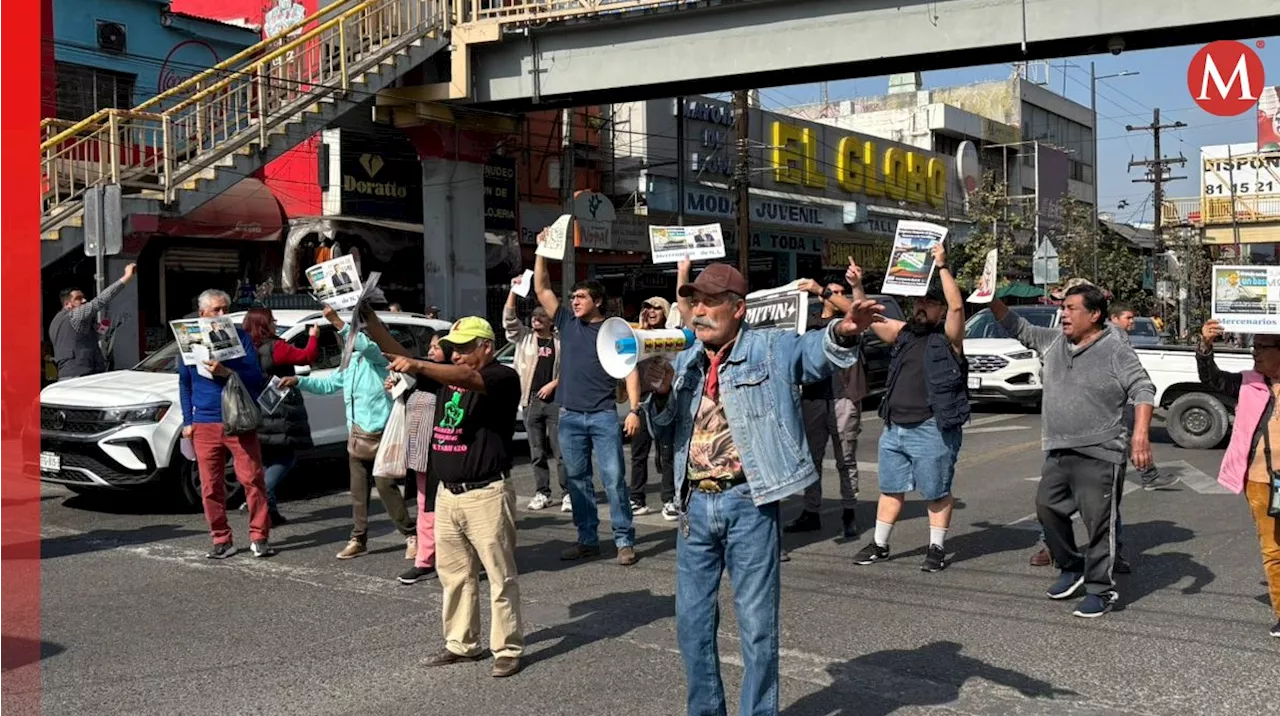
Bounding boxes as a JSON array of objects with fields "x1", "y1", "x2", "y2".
[
  {"x1": 781, "y1": 641, "x2": 1076, "y2": 716},
  {"x1": 1114, "y1": 520, "x2": 1214, "y2": 609},
  {"x1": 522, "y1": 589, "x2": 674, "y2": 669},
  {"x1": 0, "y1": 636, "x2": 65, "y2": 670},
  {"x1": 38, "y1": 524, "x2": 206, "y2": 560}
]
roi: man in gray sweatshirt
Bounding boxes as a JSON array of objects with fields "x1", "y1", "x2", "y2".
[{"x1": 992, "y1": 284, "x2": 1155, "y2": 618}]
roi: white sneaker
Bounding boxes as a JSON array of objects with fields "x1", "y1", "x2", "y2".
[
  {"x1": 631, "y1": 500, "x2": 653, "y2": 516},
  {"x1": 661, "y1": 501, "x2": 679, "y2": 521},
  {"x1": 528, "y1": 493, "x2": 551, "y2": 510},
  {"x1": 560, "y1": 494, "x2": 573, "y2": 513}
]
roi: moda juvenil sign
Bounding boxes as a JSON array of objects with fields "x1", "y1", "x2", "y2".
[{"x1": 648, "y1": 178, "x2": 842, "y2": 230}]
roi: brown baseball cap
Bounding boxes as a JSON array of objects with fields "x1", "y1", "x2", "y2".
[{"x1": 678, "y1": 263, "x2": 749, "y2": 298}]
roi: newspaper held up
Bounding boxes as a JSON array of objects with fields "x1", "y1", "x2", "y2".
[
  {"x1": 257, "y1": 375, "x2": 290, "y2": 416},
  {"x1": 510, "y1": 269, "x2": 534, "y2": 298},
  {"x1": 339, "y1": 271, "x2": 383, "y2": 371},
  {"x1": 306, "y1": 254, "x2": 364, "y2": 310},
  {"x1": 535, "y1": 215, "x2": 573, "y2": 261},
  {"x1": 1210, "y1": 265, "x2": 1280, "y2": 334},
  {"x1": 967, "y1": 249, "x2": 998, "y2": 304},
  {"x1": 648, "y1": 223, "x2": 726, "y2": 264},
  {"x1": 170, "y1": 316, "x2": 247, "y2": 366},
  {"x1": 744, "y1": 282, "x2": 809, "y2": 335},
  {"x1": 882, "y1": 220, "x2": 948, "y2": 297}
]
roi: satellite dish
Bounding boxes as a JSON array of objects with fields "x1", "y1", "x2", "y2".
[{"x1": 957, "y1": 141, "x2": 981, "y2": 198}]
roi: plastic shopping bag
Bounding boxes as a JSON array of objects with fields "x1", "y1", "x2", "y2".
[
  {"x1": 373, "y1": 394, "x2": 409, "y2": 479},
  {"x1": 221, "y1": 372, "x2": 263, "y2": 435}
]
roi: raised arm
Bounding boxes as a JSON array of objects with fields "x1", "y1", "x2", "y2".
[
  {"x1": 933, "y1": 244, "x2": 965, "y2": 353},
  {"x1": 386, "y1": 355, "x2": 488, "y2": 394},
  {"x1": 533, "y1": 234, "x2": 560, "y2": 317},
  {"x1": 1196, "y1": 319, "x2": 1243, "y2": 397},
  {"x1": 786, "y1": 298, "x2": 882, "y2": 385},
  {"x1": 68, "y1": 264, "x2": 136, "y2": 332},
  {"x1": 991, "y1": 298, "x2": 1058, "y2": 354},
  {"x1": 272, "y1": 327, "x2": 319, "y2": 366},
  {"x1": 359, "y1": 307, "x2": 411, "y2": 358},
  {"x1": 675, "y1": 258, "x2": 693, "y2": 327},
  {"x1": 846, "y1": 256, "x2": 904, "y2": 344},
  {"x1": 503, "y1": 289, "x2": 528, "y2": 344}
]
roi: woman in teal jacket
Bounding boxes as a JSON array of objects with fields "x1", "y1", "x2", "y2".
[{"x1": 282, "y1": 306, "x2": 416, "y2": 562}]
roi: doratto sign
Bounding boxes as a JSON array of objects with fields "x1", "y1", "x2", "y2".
[{"x1": 1188, "y1": 40, "x2": 1266, "y2": 117}]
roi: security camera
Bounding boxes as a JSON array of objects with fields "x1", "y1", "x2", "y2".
[{"x1": 1107, "y1": 37, "x2": 1125, "y2": 56}]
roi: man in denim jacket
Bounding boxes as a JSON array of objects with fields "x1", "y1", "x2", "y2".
[{"x1": 639, "y1": 263, "x2": 882, "y2": 716}]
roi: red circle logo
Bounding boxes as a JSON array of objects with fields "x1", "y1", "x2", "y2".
[{"x1": 1187, "y1": 41, "x2": 1266, "y2": 117}]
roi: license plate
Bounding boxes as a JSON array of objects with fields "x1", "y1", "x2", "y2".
[
  {"x1": 967, "y1": 376, "x2": 981, "y2": 390},
  {"x1": 40, "y1": 452, "x2": 61, "y2": 473}
]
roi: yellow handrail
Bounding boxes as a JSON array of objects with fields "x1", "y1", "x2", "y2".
[{"x1": 42, "y1": 0, "x2": 371, "y2": 150}]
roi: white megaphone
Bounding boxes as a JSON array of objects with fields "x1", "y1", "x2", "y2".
[{"x1": 596, "y1": 317, "x2": 696, "y2": 379}]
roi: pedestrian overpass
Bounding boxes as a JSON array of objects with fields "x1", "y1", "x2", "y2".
[{"x1": 39, "y1": 0, "x2": 1279, "y2": 268}]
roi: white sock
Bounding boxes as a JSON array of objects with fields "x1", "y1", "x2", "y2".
[
  {"x1": 873, "y1": 520, "x2": 893, "y2": 547},
  {"x1": 930, "y1": 526, "x2": 948, "y2": 549}
]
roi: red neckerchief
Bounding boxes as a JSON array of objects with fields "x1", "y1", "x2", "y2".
[{"x1": 704, "y1": 340, "x2": 736, "y2": 400}]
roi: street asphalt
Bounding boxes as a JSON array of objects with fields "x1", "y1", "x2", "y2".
[{"x1": 17, "y1": 406, "x2": 1280, "y2": 716}]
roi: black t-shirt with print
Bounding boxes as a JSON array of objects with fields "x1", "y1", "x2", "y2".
[
  {"x1": 428, "y1": 361, "x2": 521, "y2": 485},
  {"x1": 529, "y1": 336, "x2": 556, "y2": 400}
]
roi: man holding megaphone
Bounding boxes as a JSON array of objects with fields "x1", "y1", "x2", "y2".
[{"x1": 635, "y1": 262, "x2": 882, "y2": 716}]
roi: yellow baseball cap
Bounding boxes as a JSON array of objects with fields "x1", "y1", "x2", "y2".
[{"x1": 440, "y1": 316, "x2": 495, "y2": 345}]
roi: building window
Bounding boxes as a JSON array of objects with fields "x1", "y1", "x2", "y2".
[{"x1": 54, "y1": 63, "x2": 135, "y2": 121}]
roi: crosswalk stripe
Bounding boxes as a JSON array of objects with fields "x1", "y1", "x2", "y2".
[
  {"x1": 966, "y1": 425, "x2": 1031, "y2": 435},
  {"x1": 968, "y1": 414, "x2": 1024, "y2": 427},
  {"x1": 1155, "y1": 460, "x2": 1231, "y2": 494}
]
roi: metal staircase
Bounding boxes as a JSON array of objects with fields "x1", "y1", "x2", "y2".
[{"x1": 40, "y1": 0, "x2": 450, "y2": 268}]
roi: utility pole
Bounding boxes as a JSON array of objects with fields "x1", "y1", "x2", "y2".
[
  {"x1": 560, "y1": 108, "x2": 576, "y2": 301},
  {"x1": 1127, "y1": 108, "x2": 1187, "y2": 328},
  {"x1": 732, "y1": 89, "x2": 751, "y2": 277},
  {"x1": 1090, "y1": 63, "x2": 1139, "y2": 281},
  {"x1": 675, "y1": 96, "x2": 686, "y2": 226}
]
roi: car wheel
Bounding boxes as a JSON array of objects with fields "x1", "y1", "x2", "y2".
[
  {"x1": 177, "y1": 458, "x2": 243, "y2": 512},
  {"x1": 1166, "y1": 392, "x2": 1230, "y2": 450}
]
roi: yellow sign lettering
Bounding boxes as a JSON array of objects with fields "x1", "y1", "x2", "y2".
[
  {"x1": 771, "y1": 123, "x2": 826, "y2": 188},
  {"x1": 882, "y1": 147, "x2": 906, "y2": 201}
]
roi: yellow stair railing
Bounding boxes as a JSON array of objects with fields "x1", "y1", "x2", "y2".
[{"x1": 41, "y1": 0, "x2": 447, "y2": 232}]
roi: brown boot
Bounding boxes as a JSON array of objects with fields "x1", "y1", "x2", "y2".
[
  {"x1": 423, "y1": 649, "x2": 486, "y2": 667},
  {"x1": 491, "y1": 656, "x2": 522, "y2": 678},
  {"x1": 336, "y1": 539, "x2": 367, "y2": 560},
  {"x1": 617, "y1": 546, "x2": 638, "y2": 566},
  {"x1": 560, "y1": 543, "x2": 601, "y2": 561},
  {"x1": 1029, "y1": 547, "x2": 1051, "y2": 567}
]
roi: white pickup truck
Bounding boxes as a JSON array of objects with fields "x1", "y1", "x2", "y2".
[
  {"x1": 39, "y1": 310, "x2": 449, "y2": 508},
  {"x1": 962, "y1": 305, "x2": 1253, "y2": 449}
]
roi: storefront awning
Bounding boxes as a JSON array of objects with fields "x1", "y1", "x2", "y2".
[{"x1": 131, "y1": 178, "x2": 286, "y2": 242}]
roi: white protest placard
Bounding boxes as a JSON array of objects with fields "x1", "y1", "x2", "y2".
[
  {"x1": 305, "y1": 254, "x2": 364, "y2": 310},
  {"x1": 170, "y1": 319, "x2": 204, "y2": 366},
  {"x1": 535, "y1": 214, "x2": 573, "y2": 260},
  {"x1": 170, "y1": 317, "x2": 246, "y2": 366},
  {"x1": 257, "y1": 375, "x2": 289, "y2": 415},
  {"x1": 510, "y1": 269, "x2": 534, "y2": 298},
  {"x1": 744, "y1": 283, "x2": 809, "y2": 335},
  {"x1": 967, "y1": 249, "x2": 998, "y2": 304},
  {"x1": 883, "y1": 220, "x2": 948, "y2": 297},
  {"x1": 1211, "y1": 265, "x2": 1280, "y2": 334},
  {"x1": 648, "y1": 223, "x2": 726, "y2": 264}
]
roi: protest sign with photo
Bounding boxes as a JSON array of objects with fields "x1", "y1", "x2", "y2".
[
  {"x1": 1211, "y1": 265, "x2": 1280, "y2": 333},
  {"x1": 170, "y1": 317, "x2": 246, "y2": 365},
  {"x1": 306, "y1": 254, "x2": 364, "y2": 310},
  {"x1": 648, "y1": 223, "x2": 726, "y2": 264},
  {"x1": 744, "y1": 283, "x2": 809, "y2": 335},
  {"x1": 257, "y1": 375, "x2": 290, "y2": 415},
  {"x1": 882, "y1": 220, "x2": 948, "y2": 297},
  {"x1": 535, "y1": 214, "x2": 573, "y2": 261},
  {"x1": 967, "y1": 249, "x2": 998, "y2": 304},
  {"x1": 170, "y1": 319, "x2": 204, "y2": 366}
]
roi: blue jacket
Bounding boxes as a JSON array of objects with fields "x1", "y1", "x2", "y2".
[
  {"x1": 296, "y1": 327, "x2": 393, "y2": 434},
  {"x1": 645, "y1": 321, "x2": 859, "y2": 507},
  {"x1": 179, "y1": 327, "x2": 267, "y2": 425}
]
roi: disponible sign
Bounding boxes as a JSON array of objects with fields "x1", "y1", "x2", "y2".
[{"x1": 647, "y1": 178, "x2": 842, "y2": 230}]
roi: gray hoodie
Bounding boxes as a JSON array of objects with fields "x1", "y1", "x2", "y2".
[{"x1": 999, "y1": 312, "x2": 1155, "y2": 464}]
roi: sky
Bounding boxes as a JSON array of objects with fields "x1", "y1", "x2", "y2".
[{"x1": 753, "y1": 38, "x2": 1280, "y2": 227}]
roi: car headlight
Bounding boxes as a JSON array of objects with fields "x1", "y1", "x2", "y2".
[
  {"x1": 1005, "y1": 350, "x2": 1035, "y2": 361},
  {"x1": 101, "y1": 403, "x2": 170, "y2": 425}
]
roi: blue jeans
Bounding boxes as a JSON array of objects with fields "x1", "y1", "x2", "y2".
[
  {"x1": 677, "y1": 483, "x2": 780, "y2": 716},
  {"x1": 877, "y1": 418, "x2": 962, "y2": 500},
  {"x1": 559, "y1": 408, "x2": 634, "y2": 549},
  {"x1": 261, "y1": 448, "x2": 296, "y2": 513}
]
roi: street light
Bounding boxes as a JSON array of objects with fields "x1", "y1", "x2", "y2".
[{"x1": 1091, "y1": 63, "x2": 1139, "y2": 281}]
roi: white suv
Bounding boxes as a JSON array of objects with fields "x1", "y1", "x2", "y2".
[
  {"x1": 962, "y1": 305, "x2": 1059, "y2": 407},
  {"x1": 39, "y1": 310, "x2": 449, "y2": 508}
]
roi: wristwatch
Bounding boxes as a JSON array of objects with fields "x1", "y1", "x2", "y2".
[{"x1": 821, "y1": 287, "x2": 834, "y2": 301}]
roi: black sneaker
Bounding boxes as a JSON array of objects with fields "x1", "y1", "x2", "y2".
[
  {"x1": 250, "y1": 540, "x2": 276, "y2": 558},
  {"x1": 784, "y1": 510, "x2": 822, "y2": 534},
  {"x1": 921, "y1": 544, "x2": 947, "y2": 572},
  {"x1": 1270, "y1": 620, "x2": 1280, "y2": 638},
  {"x1": 1046, "y1": 572, "x2": 1086, "y2": 600},
  {"x1": 852, "y1": 541, "x2": 889, "y2": 565},
  {"x1": 1072, "y1": 591, "x2": 1117, "y2": 618},
  {"x1": 1142, "y1": 472, "x2": 1179, "y2": 491},
  {"x1": 398, "y1": 566, "x2": 437, "y2": 584},
  {"x1": 206, "y1": 543, "x2": 237, "y2": 560},
  {"x1": 841, "y1": 508, "x2": 858, "y2": 540}
]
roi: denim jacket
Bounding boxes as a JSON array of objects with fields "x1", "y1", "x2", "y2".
[{"x1": 644, "y1": 322, "x2": 860, "y2": 507}]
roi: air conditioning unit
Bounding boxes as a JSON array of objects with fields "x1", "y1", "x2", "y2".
[{"x1": 97, "y1": 21, "x2": 126, "y2": 53}]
